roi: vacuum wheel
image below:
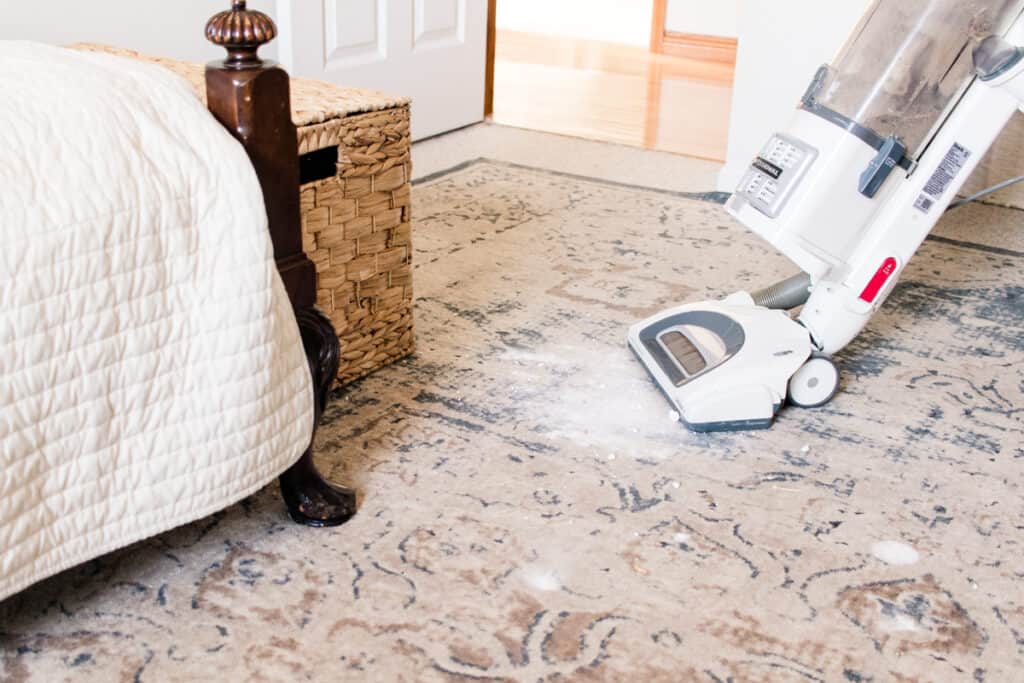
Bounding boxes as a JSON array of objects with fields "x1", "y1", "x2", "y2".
[{"x1": 788, "y1": 355, "x2": 839, "y2": 409}]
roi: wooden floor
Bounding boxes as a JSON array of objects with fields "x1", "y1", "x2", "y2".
[{"x1": 492, "y1": 31, "x2": 735, "y2": 162}]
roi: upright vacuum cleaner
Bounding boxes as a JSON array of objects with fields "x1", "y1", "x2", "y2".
[{"x1": 630, "y1": 0, "x2": 1024, "y2": 432}]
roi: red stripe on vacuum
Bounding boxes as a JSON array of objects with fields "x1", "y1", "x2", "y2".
[{"x1": 860, "y1": 257, "x2": 898, "y2": 303}]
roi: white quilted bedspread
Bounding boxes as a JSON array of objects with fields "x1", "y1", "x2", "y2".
[{"x1": 0, "y1": 43, "x2": 314, "y2": 601}]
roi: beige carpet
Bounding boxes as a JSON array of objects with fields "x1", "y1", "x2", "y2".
[{"x1": 2, "y1": 158, "x2": 1023, "y2": 681}]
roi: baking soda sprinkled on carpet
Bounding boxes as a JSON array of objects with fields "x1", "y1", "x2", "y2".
[
  {"x1": 879, "y1": 613, "x2": 922, "y2": 633},
  {"x1": 871, "y1": 541, "x2": 921, "y2": 566},
  {"x1": 521, "y1": 565, "x2": 562, "y2": 592},
  {"x1": 500, "y1": 347, "x2": 691, "y2": 457}
]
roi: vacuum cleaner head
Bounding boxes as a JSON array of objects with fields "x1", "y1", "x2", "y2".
[{"x1": 628, "y1": 294, "x2": 814, "y2": 432}]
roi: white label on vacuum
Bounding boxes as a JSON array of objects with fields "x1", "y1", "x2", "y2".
[{"x1": 914, "y1": 143, "x2": 971, "y2": 214}]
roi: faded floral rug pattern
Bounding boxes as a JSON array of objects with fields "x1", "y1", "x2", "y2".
[{"x1": 2, "y1": 159, "x2": 1023, "y2": 681}]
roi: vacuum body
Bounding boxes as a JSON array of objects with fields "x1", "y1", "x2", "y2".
[{"x1": 631, "y1": 0, "x2": 1024, "y2": 431}]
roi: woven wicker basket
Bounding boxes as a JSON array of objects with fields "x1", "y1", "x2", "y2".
[{"x1": 75, "y1": 45, "x2": 415, "y2": 385}]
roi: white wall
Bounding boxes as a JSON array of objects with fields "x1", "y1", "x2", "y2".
[
  {"x1": 665, "y1": 0, "x2": 738, "y2": 38},
  {"x1": 0, "y1": 0, "x2": 278, "y2": 63},
  {"x1": 718, "y1": 0, "x2": 871, "y2": 190},
  {"x1": 496, "y1": 0, "x2": 653, "y2": 48}
]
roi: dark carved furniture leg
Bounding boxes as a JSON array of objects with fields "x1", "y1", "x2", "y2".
[
  {"x1": 278, "y1": 309, "x2": 357, "y2": 526},
  {"x1": 205, "y1": 2, "x2": 357, "y2": 526}
]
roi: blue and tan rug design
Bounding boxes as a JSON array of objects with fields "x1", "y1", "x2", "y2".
[{"x1": 2, "y1": 159, "x2": 1022, "y2": 681}]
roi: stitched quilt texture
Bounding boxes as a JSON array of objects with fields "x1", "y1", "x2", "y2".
[{"x1": 0, "y1": 42, "x2": 313, "y2": 601}]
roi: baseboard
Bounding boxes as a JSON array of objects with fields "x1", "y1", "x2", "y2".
[
  {"x1": 717, "y1": 161, "x2": 746, "y2": 193},
  {"x1": 657, "y1": 32, "x2": 737, "y2": 65}
]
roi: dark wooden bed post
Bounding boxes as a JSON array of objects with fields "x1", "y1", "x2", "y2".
[{"x1": 205, "y1": 1, "x2": 356, "y2": 527}]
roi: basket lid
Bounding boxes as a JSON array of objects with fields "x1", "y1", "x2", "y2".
[{"x1": 70, "y1": 44, "x2": 410, "y2": 128}]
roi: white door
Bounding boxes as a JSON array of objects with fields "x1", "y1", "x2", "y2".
[{"x1": 276, "y1": 0, "x2": 488, "y2": 140}]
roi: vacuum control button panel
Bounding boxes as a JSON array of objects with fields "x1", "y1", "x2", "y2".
[
  {"x1": 764, "y1": 138, "x2": 802, "y2": 169},
  {"x1": 737, "y1": 134, "x2": 817, "y2": 218}
]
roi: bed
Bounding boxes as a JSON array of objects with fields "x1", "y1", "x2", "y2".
[{"x1": 0, "y1": 1, "x2": 355, "y2": 602}]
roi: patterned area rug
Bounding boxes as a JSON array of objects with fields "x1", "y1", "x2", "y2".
[{"x1": 2, "y1": 159, "x2": 1023, "y2": 681}]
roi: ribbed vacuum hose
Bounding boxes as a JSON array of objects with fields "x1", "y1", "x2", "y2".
[{"x1": 752, "y1": 272, "x2": 812, "y2": 310}]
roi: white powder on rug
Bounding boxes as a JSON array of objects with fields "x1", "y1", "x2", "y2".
[
  {"x1": 501, "y1": 346, "x2": 693, "y2": 457},
  {"x1": 878, "y1": 613, "x2": 921, "y2": 633},
  {"x1": 871, "y1": 541, "x2": 920, "y2": 566},
  {"x1": 520, "y1": 564, "x2": 561, "y2": 592}
]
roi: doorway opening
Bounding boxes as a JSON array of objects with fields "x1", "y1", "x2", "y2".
[{"x1": 485, "y1": 0, "x2": 738, "y2": 162}]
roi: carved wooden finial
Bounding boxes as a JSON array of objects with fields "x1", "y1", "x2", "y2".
[{"x1": 206, "y1": 0, "x2": 278, "y2": 67}]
